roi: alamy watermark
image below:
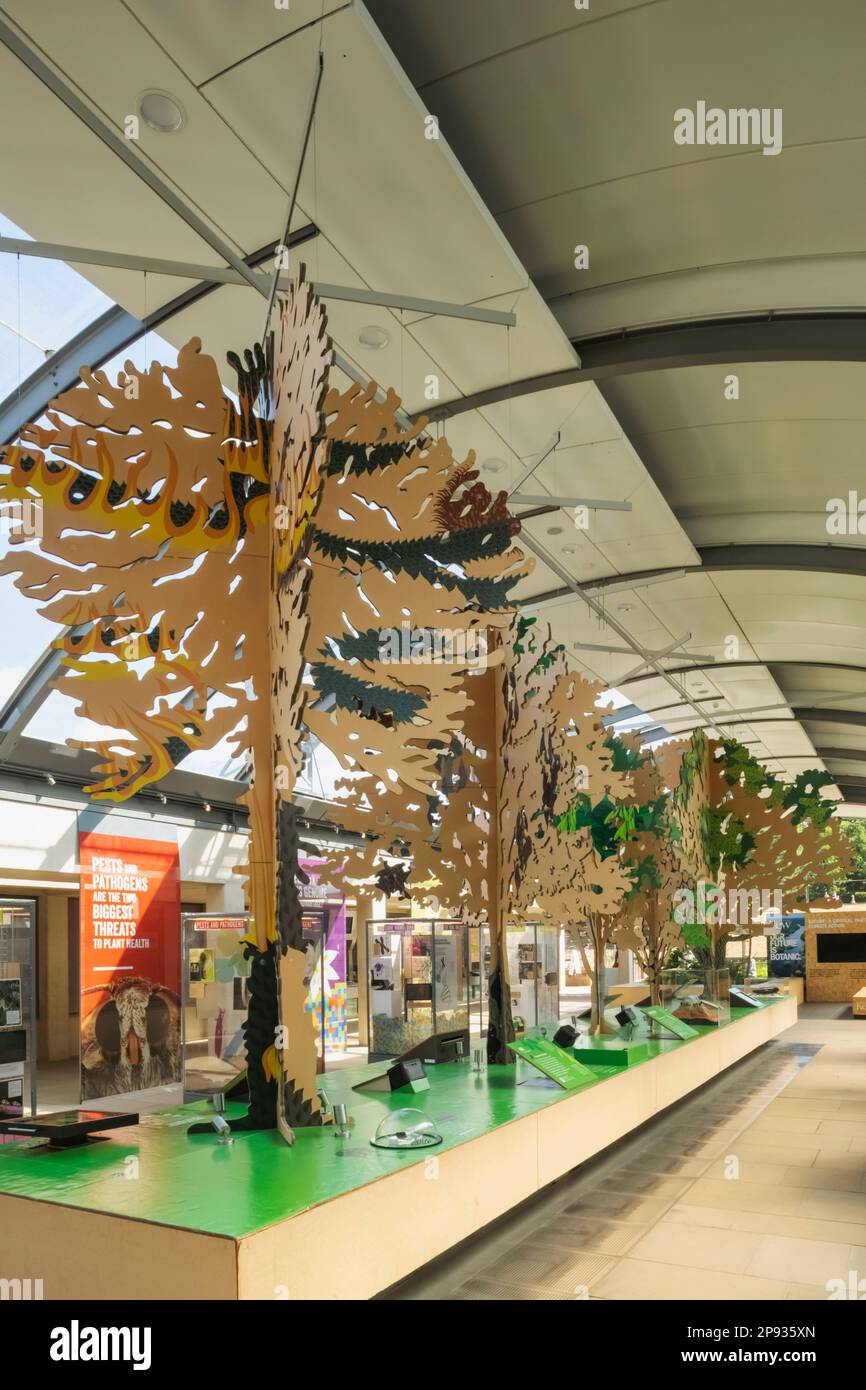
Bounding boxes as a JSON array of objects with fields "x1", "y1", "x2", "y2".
[
  {"x1": 674, "y1": 102, "x2": 782, "y2": 157},
  {"x1": 0, "y1": 1276, "x2": 43, "y2": 1299},
  {"x1": 49, "y1": 1321, "x2": 151, "y2": 1370},
  {"x1": 673, "y1": 884, "x2": 781, "y2": 927},
  {"x1": 378, "y1": 623, "x2": 488, "y2": 671},
  {"x1": 827, "y1": 1270, "x2": 866, "y2": 1300},
  {"x1": 0, "y1": 498, "x2": 42, "y2": 540},
  {"x1": 826, "y1": 491, "x2": 866, "y2": 535}
]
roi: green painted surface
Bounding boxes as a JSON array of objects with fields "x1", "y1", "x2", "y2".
[{"x1": 0, "y1": 998, "x2": 788, "y2": 1239}]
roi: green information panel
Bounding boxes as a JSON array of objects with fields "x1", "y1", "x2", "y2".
[
  {"x1": 510, "y1": 1037, "x2": 597, "y2": 1090},
  {"x1": 642, "y1": 1006, "x2": 700, "y2": 1041}
]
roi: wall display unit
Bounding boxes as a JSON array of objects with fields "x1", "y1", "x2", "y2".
[
  {"x1": 806, "y1": 913, "x2": 866, "y2": 1002},
  {"x1": 366, "y1": 919, "x2": 480, "y2": 1060},
  {"x1": 0, "y1": 900, "x2": 36, "y2": 1121},
  {"x1": 182, "y1": 914, "x2": 251, "y2": 1099},
  {"x1": 764, "y1": 912, "x2": 806, "y2": 978},
  {"x1": 659, "y1": 966, "x2": 731, "y2": 1026},
  {"x1": 506, "y1": 922, "x2": 560, "y2": 1032},
  {"x1": 300, "y1": 860, "x2": 348, "y2": 1063}
]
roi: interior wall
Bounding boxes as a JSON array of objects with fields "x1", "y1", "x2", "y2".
[
  {"x1": 0, "y1": 791, "x2": 250, "y2": 1068},
  {"x1": 36, "y1": 892, "x2": 77, "y2": 1063}
]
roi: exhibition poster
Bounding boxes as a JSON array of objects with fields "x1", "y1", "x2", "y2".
[{"x1": 78, "y1": 825, "x2": 182, "y2": 1100}]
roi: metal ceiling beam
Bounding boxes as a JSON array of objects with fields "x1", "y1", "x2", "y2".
[
  {"x1": 522, "y1": 544, "x2": 866, "y2": 609},
  {"x1": 0, "y1": 626, "x2": 89, "y2": 759},
  {"x1": 640, "y1": 688, "x2": 866, "y2": 729},
  {"x1": 511, "y1": 492, "x2": 630, "y2": 511},
  {"x1": 0, "y1": 236, "x2": 518, "y2": 327},
  {"x1": 653, "y1": 711, "x2": 866, "y2": 737},
  {"x1": 0, "y1": 231, "x2": 318, "y2": 447},
  {"x1": 422, "y1": 312, "x2": 866, "y2": 422},
  {"x1": 566, "y1": 640, "x2": 716, "y2": 663},
  {"x1": 798, "y1": 708, "x2": 866, "y2": 729},
  {"x1": 0, "y1": 304, "x2": 139, "y2": 447},
  {"x1": 830, "y1": 778, "x2": 866, "y2": 802},
  {"x1": 617, "y1": 659, "x2": 866, "y2": 688},
  {"x1": 0, "y1": 14, "x2": 271, "y2": 294},
  {"x1": 515, "y1": 532, "x2": 726, "y2": 730},
  {"x1": 815, "y1": 747, "x2": 866, "y2": 764},
  {"x1": 0, "y1": 13, "x2": 454, "y2": 423}
]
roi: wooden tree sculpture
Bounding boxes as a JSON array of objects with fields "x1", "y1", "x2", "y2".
[
  {"x1": 611, "y1": 738, "x2": 685, "y2": 1004},
  {"x1": 301, "y1": 386, "x2": 529, "y2": 1034},
  {"x1": 268, "y1": 285, "x2": 333, "y2": 1139},
  {"x1": 710, "y1": 741, "x2": 851, "y2": 939},
  {"x1": 500, "y1": 621, "x2": 633, "y2": 1041},
  {"x1": 662, "y1": 730, "x2": 851, "y2": 971},
  {"x1": 545, "y1": 721, "x2": 638, "y2": 1035},
  {"x1": 0, "y1": 278, "x2": 332, "y2": 1135}
]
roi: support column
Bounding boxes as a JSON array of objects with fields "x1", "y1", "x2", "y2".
[{"x1": 38, "y1": 894, "x2": 74, "y2": 1062}]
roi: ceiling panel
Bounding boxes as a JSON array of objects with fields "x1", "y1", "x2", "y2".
[
  {"x1": 366, "y1": 0, "x2": 646, "y2": 89},
  {"x1": 133, "y1": 0, "x2": 348, "y2": 89}
]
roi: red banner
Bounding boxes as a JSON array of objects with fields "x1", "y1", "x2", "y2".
[{"x1": 79, "y1": 829, "x2": 181, "y2": 1100}]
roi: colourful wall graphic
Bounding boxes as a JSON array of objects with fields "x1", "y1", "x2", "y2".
[
  {"x1": 79, "y1": 825, "x2": 182, "y2": 1099},
  {"x1": 300, "y1": 858, "x2": 347, "y2": 1055}
]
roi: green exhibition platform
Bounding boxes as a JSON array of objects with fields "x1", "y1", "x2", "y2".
[{"x1": 0, "y1": 996, "x2": 796, "y2": 1300}]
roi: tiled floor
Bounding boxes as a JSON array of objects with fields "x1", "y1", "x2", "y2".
[{"x1": 387, "y1": 1009, "x2": 866, "y2": 1300}]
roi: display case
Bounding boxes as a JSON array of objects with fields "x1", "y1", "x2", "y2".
[
  {"x1": 367, "y1": 918, "x2": 483, "y2": 1060},
  {"x1": 659, "y1": 965, "x2": 731, "y2": 1026},
  {"x1": 0, "y1": 899, "x2": 36, "y2": 1123},
  {"x1": 506, "y1": 921, "x2": 560, "y2": 1032},
  {"x1": 300, "y1": 859, "x2": 348, "y2": 1062},
  {"x1": 182, "y1": 913, "x2": 251, "y2": 1099}
]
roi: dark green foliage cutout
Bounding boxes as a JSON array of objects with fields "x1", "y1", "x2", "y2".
[
  {"x1": 558, "y1": 795, "x2": 620, "y2": 859},
  {"x1": 783, "y1": 770, "x2": 837, "y2": 827},
  {"x1": 309, "y1": 662, "x2": 425, "y2": 724},
  {"x1": 680, "y1": 727, "x2": 707, "y2": 794},
  {"x1": 313, "y1": 525, "x2": 517, "y2": 609},
  {"x1": 717, "y1": 738, "x2": 782, "y2": 800},
  {"x1": 605, "y1": 733, "x2": 644, "y2": 774},
  {"x1": 701, "y1": 804, "x2": 754, "y2": 878},
  {"x1": 681, "y1": 921, "x2": 711, "y2": 952}
]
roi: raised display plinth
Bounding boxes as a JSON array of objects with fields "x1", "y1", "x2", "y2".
[
  {"x1": 0, "y1": 997, "x2": 796, "y2": 1301},
  {"x1": 572, "y1": 1034, "x2": 650, "y2": 1068}
]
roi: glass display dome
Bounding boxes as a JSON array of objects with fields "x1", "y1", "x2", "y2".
[{"x1": 370, "y1": 1107, "x2": 442, "y2": 1150}]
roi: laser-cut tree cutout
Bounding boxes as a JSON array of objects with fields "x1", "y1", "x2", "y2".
[
  {"x1": 0, "y1": 279, "x2": 331, "y2": 1134},
  {"x1": 491, "y1": 621, "x2": 627, "y2": 1043},
  {"x1": 304, "y1": 380, "x2": 529, "y2": 921},
  {"x1": 662, "y1": 730, "x2": 851, "y2": 971},
  {"x1": 0, "y1": 337, "x2": 271, "y2": 797},
  {"x1": 543, "y1": 713, "x2": 641, "y2": 1035},
  {"x1": 612, "y1": 737, "x2": 686, "y2": 1004},
  {"x1": 709, "y1": 741, "x2": 851, "y2": 946}
]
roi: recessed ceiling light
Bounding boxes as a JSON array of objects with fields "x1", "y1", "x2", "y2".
[
  {"x1": 481, "y1": 458, "x2": 506, "y2": 474},
  {"x1": 357, "y1": 325, "x2": 390, "y2": 350},
  {"x1": 617, "y1": 603, "x2": 634, "y2": 613},
  {"x1": 546, "y1": 525, "x2": 564, "y2": 536},
  {"x1": 138, "y1": 90, "x2": 186, "y2": 134},
  {"x1": 562, "y1": 544, "x2": 579, "y2": 556}
]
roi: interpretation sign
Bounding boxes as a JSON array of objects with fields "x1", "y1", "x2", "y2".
[
  {"x1": 510, "y1": 1036, "x2": 598, "y2": 1090},
  {"x1": 79, "y1": 825, "x2": 181, "y2": 1100}
]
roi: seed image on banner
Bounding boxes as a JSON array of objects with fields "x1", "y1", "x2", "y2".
[{"x1": 78, "y1": 813, "x2": 182, "y2": 1100}]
